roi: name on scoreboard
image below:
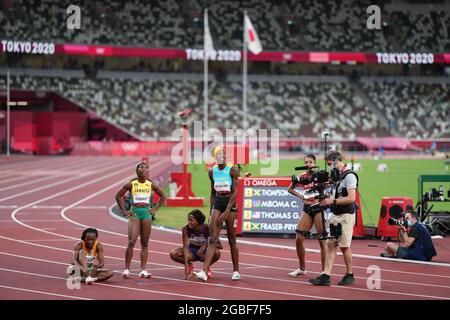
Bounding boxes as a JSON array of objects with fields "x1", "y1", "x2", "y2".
[{"x1": 240, "y1": 178, "x2": 303, "y2": 234}]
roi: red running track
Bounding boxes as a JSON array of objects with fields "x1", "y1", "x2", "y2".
[{"x1": 0, "y1": 156, "x2": 449, "y2": 300}]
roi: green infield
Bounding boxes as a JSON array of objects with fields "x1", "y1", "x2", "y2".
[{"x1": 154, "y1": 158, "x2": 449, "y2": 229}]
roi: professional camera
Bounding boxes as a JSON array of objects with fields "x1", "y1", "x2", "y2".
[
  {"x1": 388, "y1": 214, "x2": 408, "y2": 228},
  {"x1": 291, "y1": 169, "x2": 330, "y2": 186}
]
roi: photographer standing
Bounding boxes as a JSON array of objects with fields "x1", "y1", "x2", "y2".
[
  {"x1": 383, "y1": 210, "x2": 437, "y2": 261},
  {"x1": 310, "y1": 152, "x2": 357, "y2": 286},
  {"x1": 287, "y1": 154, "x2": 328, "y2": 277}
]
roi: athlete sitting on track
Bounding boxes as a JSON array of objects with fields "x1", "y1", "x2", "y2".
[
  {"x1": 193, "y1": 146, "x2": 240, "y2": 282},
  {"x1": 115, "y1": 162, "x2": 166, "y2": 279},
  {"x1": 69, "y1": 227, "x2": 113, "y2": 284},
  {"x1": 169, "y1": 209, "x2": 221, "y2": 279}
]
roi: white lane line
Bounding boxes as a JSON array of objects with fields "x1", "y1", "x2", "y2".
[
  {"x1": 0, "y1": 157, "x2": 96, "y2": 186},
  {"x1": 108, "y1": 204, "x2": 450, "y2": 279},
  {"x1": 6, "y1": 213, "x2": 450, "y2": 300},
  {"x1": 0, "y1": 220, "x2": 67, "y2": 223},
  {"x1": 0, "y1": 206, "x2": 18, "y2": 209},
  {"x1": 0, "y1": 250, "x2": 332, "y2": 300},
  {"x1": 58, "y1": 187, "x2": 450, "y2": 293},
  {"x1": 21, "y1": 239, "x2": 76, "y2": 242},
  {"x1": 12, "y1": 160, "x2": 448, "y2": 299},
  {"x1": 0, "y1": 159, "x2": 101, "y2": 192},
  {"x1": 6, "y1": 233, "x2": 450, "y2": 299},
  {"x1": 0, "y1": 254, "x2": 215, "y2": 300},
  {"x1": 31, "y1": 206, "x2": 63, "y2": 209},
  {"x1": 0, "y1": 159, "x2": 134, "y2": 203},
  {"x1": 0, "y1": 284, "x2": 92, "y2": 300},
  {"x1": 70, "y1": 206, "x2": 108, "y2": 209}
]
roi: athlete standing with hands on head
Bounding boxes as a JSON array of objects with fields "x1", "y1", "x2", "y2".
[
  {"x1": 115, "y1": 162, "x2": 166, "y2": 279},
  {"x1": 193, "y1": 146, "x2": 240, "y2": 282}
]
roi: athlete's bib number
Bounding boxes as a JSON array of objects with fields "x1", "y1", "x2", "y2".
[
  {"x1": 214, "y1": 182, "x2": 231, "y2": 192},
  {"x1": 133, "y1": 193, "x2": 151, "y2": 204}
]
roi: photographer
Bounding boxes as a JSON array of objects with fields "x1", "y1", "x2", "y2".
[
  {"x1": 383, "y1": 210, "x2": 437, "y2": 261},
  {"x1": 310, "y1": 152, "x2": 357, "y2": 286},
  {"x1": 287, "y1": 154, "x2": 328, "y2": 277}
]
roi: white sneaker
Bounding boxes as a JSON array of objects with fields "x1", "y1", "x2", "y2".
[
  {"x1": 122, "y1": 269, "x2": 131, "y2": 278},
  {"x1": 289, "y1": 268, "x2": 307, "y2": 277},
  {"x1": 67, "y1": 265, "x2": 75, "y2": 275},
  {"x1": 231, "y1": 271, "x2": 241, "y2": 281},
  {"x1": 85, "y1": 276, "x2": 97, "y2": 285},
  {"x1": 139, "y1": 270, "x2": 151, "y2": 278},
  {"x1": 193, "y1": 270, "x2": 208, "y2": 282}
]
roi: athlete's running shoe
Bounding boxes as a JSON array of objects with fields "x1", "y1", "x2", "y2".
[
  {"x1": 188, "y1": 263, "x2": 194, "y2": 275},
  {"x1": 139, "y1": 270, "x2": 152, "y2": 278},
  {"x1": 207, "y1": 268, "x2": 213, "y2": 278},
  {"x1": 288, "y1": 268, "x2": 307, "y2": 277},
  {"x1": 193, "y1": 270, "x2": 208, "y2": 282},
  {"x1": 231, "y1": 271, "x2": 241, "y2": 281},
  {"x1": 85, "y1": 276, "x2": 97, "y2": 285},
  {"x1": 122, "y1": 269, "x2": 131, "y2": 278}
]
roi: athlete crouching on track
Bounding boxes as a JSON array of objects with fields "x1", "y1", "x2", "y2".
[
  {"x1": 193, "y1": 146, "x2": 240, "y2": 281},
  {"x1": 69, "y1": 228, "x2": 113, "y2": 284},
  {"x1": 170, "y1": 209, "x2": 222, "y2": 279},
  {"x1": 115, "y1": 162, "x2": 166, "y2": 279},
  {"x1": 288, "y1": 154, "x2": 328, "y2": 277}
]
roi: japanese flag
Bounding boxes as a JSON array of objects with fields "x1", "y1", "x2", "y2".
[
  {"x1": 244, "y1": 14, "x2": 262, "y2": 55},
  {"x1": 204, "y1": 10, "x2": 214, "y2": 56}
]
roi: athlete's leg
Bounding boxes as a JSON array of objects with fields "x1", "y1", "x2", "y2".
[
  {"x1": 295, "y1": 212, "x2": 314, "y2": 271},
  {"x1": 125, "y1": 217, "x2": 140, "y2": 270},
  {"x1": 170, "y1": 247, "x2": 195, "y2": 264},
  {"x1": 139, "y1": 217, "x2": 152, "y2": 271},
  {"x1": 202, "y1": 209, "x2": 221, "y2": 273},
  {"x1": 225, "y1": 211, "x2": 239, "y2": 273},
  {"x1": 94, "y1": 270, "x2": 114, "y2": 282},
  {"x1": 313, "y1": 212, "x2": 328, "y2": 272},
  {"x1": 211, "y1": 248, "x2": 221, "y2": 264}
]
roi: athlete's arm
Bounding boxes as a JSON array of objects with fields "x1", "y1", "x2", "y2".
[
  {"x1": 182, "y1": 226, "x2": 190, "y2": 278},
  {"x1": 72, "y1": 242, "x2": 86, "y2": 274},
  {"x1": 150, "y1": 182, "x2": 166, "y2": 218},
  {"x1": 198, "y1": 225, "x2": 209, "y2": 257},
  {"x1": 218, "y1": 166, "x2": 239, "y2": 225},
  {"x1": 209, "y1": 170, "x2": 215, "y2": 211},
  {"x1": 115, "y1": 181, "x2": 134, "y2": 217},
  {"x1": 94, "y1": 243, "x2": 105, "y2": 269},
  {"x1": 288, "y1": 182, "x2": 304, "y2": 200}
]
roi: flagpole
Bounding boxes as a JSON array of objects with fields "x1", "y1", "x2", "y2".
[
  {"x1": 6, "y1": 69, "x2": 10, "y2": 156},
  {"x1": 242, "y1": 11, "x2": 248, "y2": 132},
  {"x1": 203, "y1": 8, "x2": 209, "y2": 135}
]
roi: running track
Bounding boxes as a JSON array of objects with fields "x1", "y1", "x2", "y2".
[{"x1": 0, "y1": 156, "x2": 449, "y2": 300}]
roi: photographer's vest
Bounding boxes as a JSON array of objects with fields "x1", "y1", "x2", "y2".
[
  {"x1": 407, "y1": 223, "x2": 437, "y2": 261},
  {"x1": 333, "y1": 169, "x2": 359, "y2": 215}
]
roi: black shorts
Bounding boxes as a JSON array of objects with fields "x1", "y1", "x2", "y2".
[
  {"x1": 303, "y1": 204, "x2": 320, "y2": 219},
  {"x1": 188, "y1": 244, "x2": 203, "y2": 261},
  {"x1": 213, "y1": 196, "x2": 238, "y2": 213}
]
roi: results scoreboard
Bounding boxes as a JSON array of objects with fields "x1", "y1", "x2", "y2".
[{"x1": 236, "y1": 177, "x2": 305, "y2": 235}]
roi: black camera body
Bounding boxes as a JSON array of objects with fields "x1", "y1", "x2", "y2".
[
  {"x1": 388, "y1": 215, "x2": 408, "y2": 228},
  {"x1": 291, "y1": 169, "x2": 330, "y2": 186},
  {"x1": 330, "y1": 223, "x2": 342, "y2": 238}
]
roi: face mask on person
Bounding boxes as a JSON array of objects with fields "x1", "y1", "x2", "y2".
[{"x1": 407, "y1": 219, "x2": 414, "y2": 227}]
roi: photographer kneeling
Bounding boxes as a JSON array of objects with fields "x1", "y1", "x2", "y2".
[
  {"x1": 310, "y1": 152, "x2": 357, "y2": 286},
  {"x1": 383, "y1": 210, "x2": 437, "y2": 261}
]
